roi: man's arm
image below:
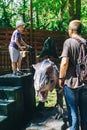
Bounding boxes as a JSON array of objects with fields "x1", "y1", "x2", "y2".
[{"x1": 59, "y1": 57, "x2": 69, "y2": 88}]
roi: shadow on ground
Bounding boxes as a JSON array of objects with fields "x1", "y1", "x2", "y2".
[{"x1": 23, "y1": 105, "x2": 69, "y2": 130}]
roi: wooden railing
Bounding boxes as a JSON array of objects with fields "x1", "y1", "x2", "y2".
[
  {"x1": 0, "y1": 28, "x2": 67, "y2": 75},
  {"x1": 0, "y1": 48, "x2": 35, "y2": 75}
]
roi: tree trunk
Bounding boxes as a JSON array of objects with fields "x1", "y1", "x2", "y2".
[
  {"x1": 68, "y1": 0, "x2": 74, "y2": 21},
  {"x1": 22, "y1": 0, "x2": 26, "y2": 22},
  {"x1": 58, "y1": 0, "x2": 67, "y2": 20},
  {"x1": 36, "y1": 3, "x2": 39, "y2": 29},
  {"x1": 30, "y1": 0, "x2": 33, "y2": 45},
  {"x1": 75, "y1": 0, "x2": 81, "y2": 19}
]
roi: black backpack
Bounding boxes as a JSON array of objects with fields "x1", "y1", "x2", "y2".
[{"x1": 74, "y1": 38, "x2": 87, "y2": 83}]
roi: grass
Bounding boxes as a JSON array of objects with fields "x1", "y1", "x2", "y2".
[
  {"x1": 36, "y1": 89, "x2": 57, "y2": 107},
  {"x1": 36, "y1": 89, "x2": 66, "y2": 107}
]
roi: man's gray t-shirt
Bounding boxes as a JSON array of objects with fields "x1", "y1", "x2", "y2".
[{"x1": 61, "y1": 36, "x2": 86, "y2": 88}]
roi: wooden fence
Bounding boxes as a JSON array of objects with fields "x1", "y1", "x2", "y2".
[{"x1": 0, "y1": 28, "x2": 67, "y2": 75}]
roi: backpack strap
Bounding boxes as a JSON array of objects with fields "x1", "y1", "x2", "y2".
[{"x1": 72, "y1": 37, "x2": 86, "y2": 63}]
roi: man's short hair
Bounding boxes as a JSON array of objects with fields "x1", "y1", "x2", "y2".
[{"x1": 69, "y1": 20, "x2": 82, "y2": 34}]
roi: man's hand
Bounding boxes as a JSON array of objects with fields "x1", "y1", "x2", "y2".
[{"x1": 59, "y1": 79, "x2": 64, "y2": 89}]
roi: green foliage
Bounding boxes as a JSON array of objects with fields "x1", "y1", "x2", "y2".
[
  {"x1": 0, "y1": 0, "x2": 87, "y2": 33},
  {"x1": 32, "y1": 0, "x2": 68, "y2": 31},
  {"x1": 81, "y1": 1, "x2": 87, "y2": 34}
]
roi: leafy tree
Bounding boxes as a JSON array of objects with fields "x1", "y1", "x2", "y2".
[
  {"x1": 0, "y1": 0, "x2": 87, "y2": 33},
  {"x1": 0, "y1": 0, "x2": 13, "y2": 27}
]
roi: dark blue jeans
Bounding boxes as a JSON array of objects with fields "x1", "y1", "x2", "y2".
[{"x1": 64, "y1": 85, "x2": 87, "y2": 130}]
